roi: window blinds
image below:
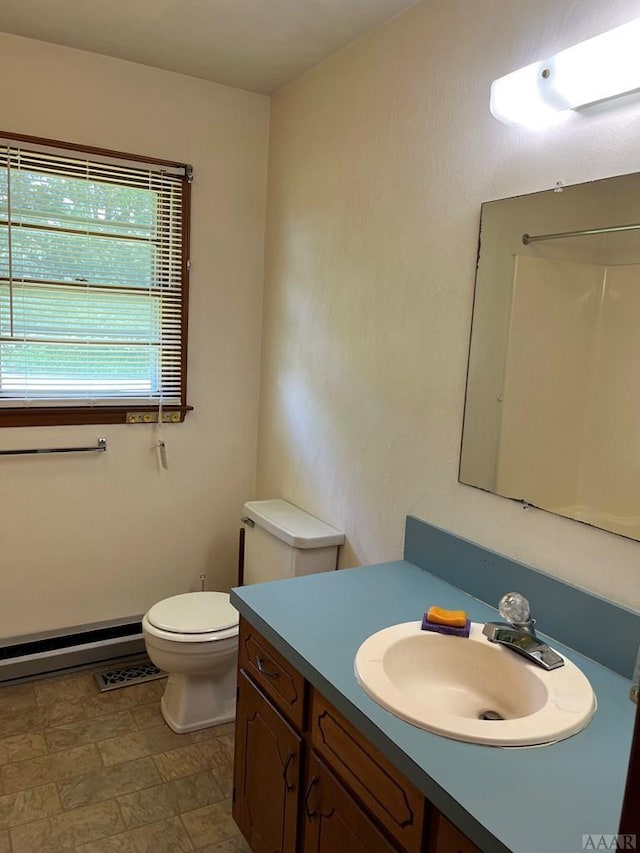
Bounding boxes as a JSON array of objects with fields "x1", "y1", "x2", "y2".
[{"x1": 0, "y1": 141, "x2": 188, "y2": 407}]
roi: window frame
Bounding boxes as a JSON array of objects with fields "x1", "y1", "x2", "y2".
[{"x1": 0, "y1": 131, "x2": 192, "y2": 427}]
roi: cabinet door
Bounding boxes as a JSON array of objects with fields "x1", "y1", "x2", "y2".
[
  {"x1": 430, "y1": 812, "x2": 481, "y2": 853},
  {"x1": 302, "y1": 752, "x2": 399, "y2": 853},
  {"x1": 311, "y1": 689, "x2": 426, "y2": 851},
  {"x1": 233, "y1": 670, "x2": 302, "y2": 853}
]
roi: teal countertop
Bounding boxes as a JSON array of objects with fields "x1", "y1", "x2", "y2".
[{"x1": 231, "y1": 560, "x2": 635, "y2": 853}]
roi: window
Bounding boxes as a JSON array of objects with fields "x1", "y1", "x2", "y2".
[{"x1": 0, "y1": 133, "x2": 191, "y2": 426}]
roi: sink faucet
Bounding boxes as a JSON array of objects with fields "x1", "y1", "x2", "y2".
[{"x1": 482, "y1": 593, "x2": 565, "y2": 671}]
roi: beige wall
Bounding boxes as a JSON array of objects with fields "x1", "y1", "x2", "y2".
[
  {"x1": 0, "y1": 35, "x2": 270, "y2": 637},
  {"x1": 258, "y1": 0, "x2": 640, "y2": 609}
]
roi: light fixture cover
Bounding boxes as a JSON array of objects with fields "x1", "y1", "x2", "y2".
[{"x1": 491, "y1": 17, "x2": 640, "y2": 128}]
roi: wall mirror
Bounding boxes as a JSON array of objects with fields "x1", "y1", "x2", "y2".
[{"x1": 460, "y1": 172, "x2": 640, "y2": 541}]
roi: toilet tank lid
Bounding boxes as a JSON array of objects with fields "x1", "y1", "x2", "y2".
[{"x1": 243, "y1": 499, "x2": 345, "y2": 549}]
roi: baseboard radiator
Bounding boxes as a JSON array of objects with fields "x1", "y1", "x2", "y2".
[{"x1": 0, "y1": 617, "x2": 146, "y2": 684}]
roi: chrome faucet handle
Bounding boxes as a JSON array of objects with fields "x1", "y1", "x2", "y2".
[
  {"x1": 498, "y1": 592, "x2": 537, "y2": 636},
  {"x1": 485, "y1": 592, "x2": 563, "y2": 670}
]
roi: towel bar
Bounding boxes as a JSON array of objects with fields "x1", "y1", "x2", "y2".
[{"x1": 0, "y1": 437, "x2": 107, "y2": 456}]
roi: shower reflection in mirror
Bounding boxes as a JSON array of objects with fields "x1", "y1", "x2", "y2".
[{"x1": 460, "y1": 171, "x2": 640, "y2": 541}]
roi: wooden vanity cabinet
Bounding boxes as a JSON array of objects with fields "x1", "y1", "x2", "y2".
[
  {"x1": 233, "y1": 617, "x2": 480, "y2": 853},
  {"x1": 429, "y1": 812, "x2": 481, "y2": 853},
  {"x1": 310, "y1": 689, "x2": 427, "y2": 851},
  {"x1": 303, "y1": 751, "x2": 399, "y2": 852},
  {"x1": 237, "y1": 618, "x2": 306, "y2": 729},
  {"x1": 232, "y1": 670, "x2": 302, "y2": 853}
]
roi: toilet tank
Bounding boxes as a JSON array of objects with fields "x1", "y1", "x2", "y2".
[{"x1": 241, "y1": 499, "x2": 345, "y2": 585}]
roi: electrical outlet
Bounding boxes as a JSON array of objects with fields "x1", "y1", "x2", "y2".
[{"x1": 126, "y1": 412, "x2": 181, "y2": 424}]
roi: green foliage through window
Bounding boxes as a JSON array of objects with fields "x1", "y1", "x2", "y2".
[{"x1": 0, "y1": 141, "x2": 187, "y2": 408}]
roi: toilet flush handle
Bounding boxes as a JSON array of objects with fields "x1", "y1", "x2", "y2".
[{"x1": 241, "y1": 517, "x2": 255, "y2": 528}]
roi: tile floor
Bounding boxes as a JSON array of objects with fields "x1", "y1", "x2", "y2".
[{"x1": 0, "y1": 664, "x2": 251, "y2": 852}]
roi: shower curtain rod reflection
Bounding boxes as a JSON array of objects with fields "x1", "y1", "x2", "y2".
[
  {"x1": 522, "y1": 222, "x2": 640, "y2": 244},
  {"x1": 0, "y1": 437, "x2": 107, "y2": 456}
]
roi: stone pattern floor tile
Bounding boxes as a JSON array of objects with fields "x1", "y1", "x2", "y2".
[
  {"x1": 0, "y1": 666, "x2": 245, "y2": 853},
  {"x1": 10, "y1": 799, "x2": 125, "y2": 853},
  {"x1": 75, "y1": 815, "x2": 194, "y2": 852},
  {"x1": 44, "y1": 711, "x2": 138, "y2": 753},
  {"x1": 153, "y1": 736, "x2": 234, "y2": 782},
  {"x1": 98, "y1": 727, "x2": 199, "y2": 767},
  {"x1": 117, "y1": 771, "x2": 223, "y2": 829},
  {"x1": 129, "y1": 704, "x2": 164, "y2": 731},
  {"x1": 0, "y1": 784, "x2": 61, "y2": 830},
  {"x1": 0, "y1": 700, "x2": 87, "y2": 739},
  {"x1": 195, "y1": 837, "x2": 252, "y2": 853},
  {"x1": 33, "y1": 674, "x2": 99, "y2": 707},
  {"x1": 57, "y1": 758, "x2": 162, "y2": 810},
  {"x1": 97, "y1": 719, "x2": 234, "y2": 768},
  {"x1": 0, "y1": 685, "x2": 36, "y2": 714},
  {"x1": 74, "y1": 835, "x2": 138, "y2": 853},
  {"x1": 0, "y1": 733, "x2": 47, "y2": 766},
  {"x1": 82, "y1": 683, "x2": 165, "y2": 719},
  {"x1": 210, "y1": 764, "x2": 233, "y2": 799},
  {"x1": 1, "y1": 744, "x2": 102, "y2": 794},
  {"x1": 180, "y1": 800, "x2": 238, "y2": 849},
  {"x1": 193, "y1": 723, "x2": 235, "y2": 741}
]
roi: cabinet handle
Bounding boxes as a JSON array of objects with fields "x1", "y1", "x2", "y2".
[
  {"x1": 282, "y1": 751, "x2": 296, "y2": 791},
  {"x1": 255, "y1": 656, "x2": 279, "y2": 679},
  {"x1": 303, "y1": 775, "x2": 319, "y2": 819}
]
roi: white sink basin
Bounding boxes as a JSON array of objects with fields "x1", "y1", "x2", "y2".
[{"x1": 354, "y1": 622, "x2": 596, "y2": 746}]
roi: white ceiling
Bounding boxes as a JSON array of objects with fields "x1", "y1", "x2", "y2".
[{"x1": 0, "y1": 0, "x2": 420, "y2": 94}]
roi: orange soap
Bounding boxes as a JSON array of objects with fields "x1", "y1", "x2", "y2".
[{"x1": 426, "y1": 606, "x2": 468, "y2": 628}]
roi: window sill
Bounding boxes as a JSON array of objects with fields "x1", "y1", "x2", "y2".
[{"x1": 0, "y1": 406, "x2": 193, "y2": 428}]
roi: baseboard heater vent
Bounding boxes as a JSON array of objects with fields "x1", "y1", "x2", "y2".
[
  {"x1": 95, "y1": 660, "x2": 165, "y2": 692},
  {"x1": 0, "y1": 618, "x2": 146, "y2": 684}
]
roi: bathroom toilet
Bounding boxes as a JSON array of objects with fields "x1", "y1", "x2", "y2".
[
  {"x1": 142, "y1": 592, "x2": 239, "y2": 733},
  {"x1": 143, "y1": 499, "x2": 344, "y2": 733}
]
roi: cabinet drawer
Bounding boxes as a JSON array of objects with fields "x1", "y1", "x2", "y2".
[
  {"x1": 311, "y1": 690, "x2": 426, "y2": 852},
  {"x1": 430, "y1": 812, "x2": 480, "y2": 853},
  {"x1": 238, "y1": 617, "x2": 306, "y2": 729}
]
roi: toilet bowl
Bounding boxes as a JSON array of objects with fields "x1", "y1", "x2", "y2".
[
  {"x1": 142, "y1": 592, "x2": 239, "y2": 733},
  {"x1": 143, "y1": 499, "x2": 345, "y2": 734}
]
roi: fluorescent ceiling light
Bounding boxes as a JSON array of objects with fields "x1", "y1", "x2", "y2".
[{"x1": 491, "y1": 18, "x2": 640, "y2": 128}]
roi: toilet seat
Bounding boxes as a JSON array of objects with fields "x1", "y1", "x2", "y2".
[{"x1": 144, "y1": 592, "x2": 239, "y2": 642}]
